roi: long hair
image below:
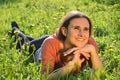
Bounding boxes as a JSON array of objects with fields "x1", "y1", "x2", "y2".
[{"x1": 56, "y1": 10, "x2": 93, "y2": 41}]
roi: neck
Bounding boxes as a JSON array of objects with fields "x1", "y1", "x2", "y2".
[{"x1": 62, "y1": 40, "x2": 75, "y2": 51}]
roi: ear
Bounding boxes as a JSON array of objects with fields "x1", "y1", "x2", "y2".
[{"x1": 61, "y1": 27, "x2": 67, "y2": 36}]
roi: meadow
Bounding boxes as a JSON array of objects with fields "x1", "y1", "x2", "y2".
[{"x1": 0, "y1": 0, "x2": 120, "y2": 80}]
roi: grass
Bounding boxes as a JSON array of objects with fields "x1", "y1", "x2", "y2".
[{"x1": 0, "y1": 0, "x2": 120, "y2": 80}]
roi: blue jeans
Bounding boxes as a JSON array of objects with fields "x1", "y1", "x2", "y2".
[{"x1": 35, "y1": 48, "x2": 41, "y2": 64}]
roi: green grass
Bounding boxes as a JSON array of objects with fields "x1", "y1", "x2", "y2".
[{"x1": 0, "y1": 0, "x2": 120, "y2": 80}]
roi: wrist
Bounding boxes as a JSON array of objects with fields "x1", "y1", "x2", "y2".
[
  {"x1": 89, "y1": 45, "x2": 97, "y2": 56},
  {"x1": 67, "y1": 61, "x2": 75, "y2": 67},
  {"x1": 67, "y1": 61, "x2": 81, "y2": 70}
]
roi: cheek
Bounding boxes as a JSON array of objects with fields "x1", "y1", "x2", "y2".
[
  {"x1": 68, "y1": 29, "x2": 78, "y2": 36},
  {"x1": 66, "y1": 29, "x2": 74, "y2": 37},
  {"x1": 85, "y1": 32, "x2": 89, "y2": 37}
]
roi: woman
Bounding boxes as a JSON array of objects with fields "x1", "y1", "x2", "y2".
[
  {"x1": 40, "y1": 11, "x2": 103, "y2": 79},
  {"x1": 9, "y1": 10, "x2": 103, "y2": 79}
]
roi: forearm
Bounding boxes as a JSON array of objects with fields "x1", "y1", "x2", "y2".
[
  {"x1": 48, "y1": 62, "x2": 75, "y2": 80},
  {"x1": 91, "y1": 50, "x2": 104, "y2": 70}
]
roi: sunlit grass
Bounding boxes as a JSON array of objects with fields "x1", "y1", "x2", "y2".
[{"x1": 0, "y1": 0, "x2": 119, "y2": 80}]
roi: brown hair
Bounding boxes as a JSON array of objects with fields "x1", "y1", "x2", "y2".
[{"x1": 56, "y1": 10, "x2": 93, "y2": 41}]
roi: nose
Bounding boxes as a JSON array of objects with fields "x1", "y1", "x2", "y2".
[{"x1": 79, "y1": 30, "x2": 84, "y2": 36}]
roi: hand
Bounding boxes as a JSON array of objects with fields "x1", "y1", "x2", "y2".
[
  {"x1": 64, "y1": 47, "x2": 91, "y2": 60},
  {"x1": 78, "y1": 44, "x2": 96, "y2": 57},
  {"x1": 64, "y1": 45, "x2": 103, "y2": 70},
  {"x1": 64, "y1": 44, "x2": 96, "y2": 59},
  {"x1": 63, "y1": 47, "x2": 90, "y2": 66}
]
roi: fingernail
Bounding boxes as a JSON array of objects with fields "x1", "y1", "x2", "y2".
[{"x1": 64, "y1": 53, "x2": 66, "y2": 56}]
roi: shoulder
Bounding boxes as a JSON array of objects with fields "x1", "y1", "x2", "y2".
[
  {"x1": 41, "y1": 35, "x2": 62, "y2": 50},
  {"x1": 42, "y1": 35, "x2": 60, "y2": 45},
  {"x1": 88, "y1": 36, "x2": 95, "y2": 42},
  {"x1": 88, "y1": 36, "x2": 97, "y2": 45},
  {"x1": 41, "y1": 35, "x2": 61, "y2": 59}
]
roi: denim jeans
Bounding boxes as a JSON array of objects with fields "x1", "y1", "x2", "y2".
[{"x1": 35, "y1": 48, "x2": 41, "y2": 64}]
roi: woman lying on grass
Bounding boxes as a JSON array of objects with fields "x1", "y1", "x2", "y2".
[
  {"x1": 9, "y1": 10, "x2": 103, "y2": 80},
  {"x1": 40, "y1": 10, "x2": 103, "y2": 79}
]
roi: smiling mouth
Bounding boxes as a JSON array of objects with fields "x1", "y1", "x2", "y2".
[{"x1": 76, "y1": 38, "x2": 84, "y2": 41}]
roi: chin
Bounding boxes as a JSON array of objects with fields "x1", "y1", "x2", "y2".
[
  {"x1": 76, "y1": 45, "x2": 85, "y2": 48},
  {"x1": 75, "y1": 43, "x2": 86, "y2": 48}
]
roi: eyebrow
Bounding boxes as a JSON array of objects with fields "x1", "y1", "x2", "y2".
[{"x1": 71, "y1": 25, "x2": 89, "y2": 28}]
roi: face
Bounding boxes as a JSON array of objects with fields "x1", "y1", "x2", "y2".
[{"x1": 63, "y1": 18, "x2": 90, "y2": 48}]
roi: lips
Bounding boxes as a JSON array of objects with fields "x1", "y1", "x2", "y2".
[{"x1": 76, "y1": 38, "x2": 84, "y2": 41}]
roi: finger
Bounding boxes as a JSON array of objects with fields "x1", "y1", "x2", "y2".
[
  {"x1": 64, "y1": 47, "x2": 78, "y2": 56},
  {"x1": 80, "y1": 52, "x2": 90, "y2": 60},
  {"x1": 73, "y1": 49, "x2": 90, "y2": 60},
  {"x1": 73, "y1": 48, "x2": 88, "y2": 57},
  {"x1": 80, "y1": 58, "x2": 85, "y2": 63}
]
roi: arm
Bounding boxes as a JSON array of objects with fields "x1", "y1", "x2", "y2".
[
  {"x1": 63, "y1": 37, "x2": 103, "y2": 71},
  {"x1": 48, "y1": 62, "x2": 75, "y2": 80},
  {"x1": 41, "y1": 37, "x2": 82, "y2": 79},
  {"x1": 78, "y1": 44, "x2": 104, "y2": 70},
  {"x1": 41, "y1": 38, "x2": 86, "y2": 80},
  {"x1": 88, "y1": 37, "x2": 103, "y2": 70},
  {"x1": 87, "y1": 45, "x2": 104, "y2": 70},
  {"x1": 49, "y1": 48, "x2": 86, "y2": 80},
  {"x1": 88, "y1": 36, "x2": 98, "y2": 54},
  {"x1": 41, "y1": 40, "x2": 55, "y2": 73},
  {"x1": 63, "y1": 45, "x2": 104, "y2": 71}
]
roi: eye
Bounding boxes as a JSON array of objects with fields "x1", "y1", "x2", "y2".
[
  {"x1": 84, "y1": 27, "x2": 89, "y2": 31},
  {"x1": 74, "y1": 26, "x2": 80, "y2": 30}
]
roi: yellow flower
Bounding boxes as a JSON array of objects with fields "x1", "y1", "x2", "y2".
[
  {"x1": 114, "y1": 4, "x2": 118, "y2": 8},
  {"x1": 60, "y1": 6, "x2": 64, "y2": 9},
  {"x1": 109, "y1": 48, "x2": 113, "y2": 52},
  {"x1": 62, "y1": 0, "x2": 65, "y2": 2},
  {"x1": 108, "y1": 5, "x2": 113, "y2": 9},
  {"x1": 14, "y1": 30, "x2": 20, "y2": 34}
]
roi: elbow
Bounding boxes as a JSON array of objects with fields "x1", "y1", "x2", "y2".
[{"x1": 93, "y1": 64, "x2": 104, "y2": 71}]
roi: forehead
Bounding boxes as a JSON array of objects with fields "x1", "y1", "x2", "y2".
[{"x1": 69, "y1": 18, "x2": 89, "y2": 27}]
